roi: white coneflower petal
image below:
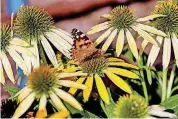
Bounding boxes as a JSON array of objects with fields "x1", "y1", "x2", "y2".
[
  {"x1": 39, "y1": 95, "x2": 47, "y2": 110},
  {"x1": 41, "y1": 36, "x2": 58, "y2": 67},
  {"x1": 136, "y1": 14, "x2": 166, "y2": 22},
  {"x1": 136, "y1": 23, "x2": 166, "y2": 37},
  {"x1": 140, "y1": 40, "x2": 149, "y2": 56},
  {"x1": 95, "y1": 27, "x2": 113, "y2": 46},
  {"x1": 13, "y1": 86, "x2": 29, "y2": 98},
  {"x1": 22, "y1": 54, "x2": 32, "y2": 73},
  {"x1": 87, "y1": 24, "x2": 110, "y2": 34},
  {"x1": 59, "y1": 80, "x2": 87, "y2": 89},
  {"x1": 102, "y1": 29, "x2": 117, "y2": 52},
  {"x1": 125, "y1": 29, "x2": 139, "y2": 59},
  {"x1": 163, "y1": 37, "x2": 171, "y2": 68},
  {"x1": 10, "y1": 38, "x2": 30, "y2": 47},
  {"x1": 0, "y1": 52, "x2": 15, "y2": 83},
  {"x1": 172, "y1": 33, "x2": 178, "y2": 67},
  {"x1": 101, "y1": 14, "x2": 111, "y2": 19},
  {"x1": 147, "y1": 36, "x2": 163, "y2": 66},
  {"x1": 12, "y1": 92, "x2": 35, "y2": 118},
  {"x1": 116, "y1": 29, "x2": 125, "y2": 57},
  {"x1": 0, "y1": 60, "x2": 5, "y2": 84},
  {"x1": 18, "y1": 88, "x2": 32, "y2": 102},
  {"x1": 90, "y1": 22, "x2": 109, "y2": 30},
  {"x1": 57, "y1": 28, "x2": 73, "y2": 44},
  {"x1": 54, "y1": 88, "x2": 83, "y2": 111},
  {"x1": 132, "y1": 26, "x2": 158, "y2": 46},
  {"x1": 31, "y1": 41, "x2": 40, "y2": 68},
  {"x1": 49, "y1": 91, "x2": 67, "y2": 111},
  {"x1": 8, "y1": 49, "x2": 28, "y2": 74},
  {"x1": 58, "y1": 72, "x2": 87, "y2": 78}
]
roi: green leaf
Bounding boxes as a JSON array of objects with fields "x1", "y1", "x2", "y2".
[
  {"x1": 100, "y1": 88, "x2": 116, "y2": 118},
  {"x1": 3, "y1": 86, "x2": 20, "y2": 97},
  {"x1": 82, "y1": 111, "x2": 100, "y2": 118},
  {"x1": 145, "y1": 67, "x2": 152, "y2": 85},
  {"x1": 161, "y1": 94, "x2": 178, "y2": 116},
  {"x1": 64, "y1": 102, "x2": 83, "y2": 115}
]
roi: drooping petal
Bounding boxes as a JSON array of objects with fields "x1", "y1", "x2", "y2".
[
  {"x1": 58, "y1": 72, "x2": 87, "y2": 78},
  {"x1": 94, "y1": 74, "x2": 110, "y2": 104},
  {"x1": 125, "y1": 29, "x2": 139, "y2": 59},
  {"x1": 147, "y1": 36, "x2": 163, "y2": 67},
  {"x1": 83, "y1": 75, "x2": 93, "y2": 102},
  {"x1": 136, "y1": 14, "x2": 166, "y2": 22},
  {"x1": 107, "y1": 57, "x2": 124, "y2": 62},
  {"x1": 10, "y1": 37, "x2": 30, "y2": 47},
  {"x1": 12, "y1": 92, "x2": 35, "y2": 118},
  {"x1": 49, "y1": 91, "x2": 67, "y2": 111},
  {"x1": 107, "y1": 67, "x2": 139, "y2": 79},
  {"x1": 8, "y1": 48, "x2": 28, "y2": 74},
  {"x1": 94, "y1": 27, "x2": 113, "y2": 46},
  {"x1": 68, "y1": 77, "x2": 86, "y2": 95},
  {"x1": 136, "y1": 23, "x2": 166, "y2": 36},
  {"x1": 0, "y1": 52, "x2": 15, "y2": 83},
  {"x1": 10, "y1": 45, "x2": 34, "y2": 57},
  {"x1": 22, "y1": 54, "x2": 32, "y2": 73},
  {"x1": 87, "y1": 23, "x2": 110, "y2": 34},
  {"x1": 41, "y1": 36, "x2": 58, "y2": 67},
  {"x1": 54, "y1": 88, "x2": 83, "y2": 111},
  {"x1": 139, "y1": 40, "x2": 148, "y2": 57},
  {"x1": 116, "y1": 29, "x2": 125, "y2": 57},
  {"x1": 18, "y1": 88, "x2": 32, "y2": 102},
  {"x1": 172, "y1": 33, "x2": 178, "y2": 67},
  {"x1": 31, "y1": 41, "x2": 40, "y2": 68},
  {"x1": 163, "y1": 37, "x2": 171, "y2": 69},
  {"x1": 132, "y1": 26, "x2": 158, "y2": 46},
  {"x1": 102, "y1": 29, "x2": 117, "y2": 52},
  {"x1": 35, "y1": 95, "x2": 47, "y2": 118},
  {"x1": 108, "y1": 62, "x2": 138, "y2": 69},
  {"x1": 0, "y1": 59, "x2": 5, "y2": 84},
  {"x1": 52, "y1": 28, "x2": 73, "y2": 45},
  {"x1": 59, "y1": 80, "x2": 87, "y2": 89},
  {"x1": 104, "y1": 70, "x2": 132, "y2": 94},
  {"x1": 49, "y1": 111, "x2": 70, "y2": 118}
]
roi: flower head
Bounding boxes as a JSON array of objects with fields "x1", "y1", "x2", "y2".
[
  {"x1": 12, "y1": 65, "x2": 87, "y2": 118},
  {"x1": 68, "y1": 55, "x2": 139, "y2": 104},
  {"x1": 114, "y1": 94, "x2": 149, "y2": 118},
  {"x1": 0, "y1": 24, "x2": 33, "y2": 84},
  {"x1": 14, "y1": 6, "x2": 73, "y2": 68},
  {"x1": 147, "y1": 0, "x2": 178, "y2": 68},
  {"x1": 87, "y1": 6, "x2": 166, "y2": 59}
]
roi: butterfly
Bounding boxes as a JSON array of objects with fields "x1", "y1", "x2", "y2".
[{"x1": 71, "y1": 28, "x2": 103, "y2": 63}]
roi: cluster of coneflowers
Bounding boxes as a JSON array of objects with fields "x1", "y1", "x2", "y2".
[{"x1": 1, "y1": 0, "x2": 178, "y2": 118}]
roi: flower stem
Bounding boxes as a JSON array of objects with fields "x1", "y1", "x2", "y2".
[
  {"x1": 137, "y1": 60, "x2": 148, "y2": 103},
  {"x1": 167, "y1": 64, "x2": 176, "y2": 98},
  {"x1": 161, "y1": 68, "x2": 168, "y2": 102}
]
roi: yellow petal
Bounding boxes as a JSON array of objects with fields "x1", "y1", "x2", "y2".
[
  {"x1": 83, "y1": 75, "x2": 93, "y2": 102},
  {"x1": 163, "y1": 37, "x2": 171, "y2": 69},
  {"x1": 49, "y1": 91, "x2": 67, "y2": 111},
  {"x1": 104, "y1": 70, "x2": 132, "y2": 94},
  {"x1": 54, "y1": 88, "x2": 83, "y2": 111},
  {"x1": 107, "y1": 67, "x2": 139, "y2": 79},
  {"x1": 147, "y1": 36, "x2": 163, "y2": 67},
  {"x1": 109, "y1": 62, "x2": 138, "y2": 69},
  {"x1": 59, "y1": 80, "x2": 87, "y2": 89},
  {"x1": 94, "y1": 27, "x2": 113, "y2": 46},
  {"x1": 136, "y1": 14, "x2": 166, "y2": 22},
  {"x1": 58, "y1": 72, "x2": 87, "y2": 78},
  {"x1": 68, "y1": 77, "x2": 86, "y2": 95},
  {"x1": 95, "y1": 74, "x2": 110, "y2": 104},
  {"x1": 87, "y1": 23, "x2": 110, "y2": 34},
  {"x1": 172, "y1": 33, "x2": 178, "y2": 67},
  {"x1": 107, "y1": 57, "x2": 124, "y2": 62},
  {"x1": 49, "y1": 111, "x2": 70, "y2": 118},
  {"x1": 125, "y1": 29, "x2": 139, "y2": 59},
  {"x1": 12, "y1": 92, "x2": 35, "y2": 118},
  {"x1": 0, "y1": 52, "x2": 15, "y2": 83},
  {"x1": 35, "y1": 108, "x2": 47, "y2": 118},
  {"x1": 116, "y1": 29, "x2": 125, "y2": 57},
  {"x1": 136, "y1": 23, "x2": 166, "y2": 37},
  {"x1": 102, "y1": 29, "x2": 117, "y2": 52},
  {"x1": 41, "y1": 36, "x2": 58, "y2": 67},
  {"x1": 0, "y1": 59, "x2": 5, "y2": 84},
  {"x1": 35, "y1": 95, "x2": 47, "y2": 118},
  {"x1": 18, "y1": 88, "x2": 32, "y2": 102},
  {"x1": 132, "y1": 26, "x2": 158, "y2": 46}
]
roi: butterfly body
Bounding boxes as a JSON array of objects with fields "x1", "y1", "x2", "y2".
[{"x1": 71, "y1": 28, "x2": 103, "y2": 63}]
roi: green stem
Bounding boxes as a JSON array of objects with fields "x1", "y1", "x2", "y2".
[
  {"x1": 161, "y1": 68, "x2": 168, "y2": 102},
  {"x1": 137, "y1": 60, "x2": 148, "y2": 103},
  {"x1": 167, "y1": 65, "x2": 176, "y2": 98}
]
